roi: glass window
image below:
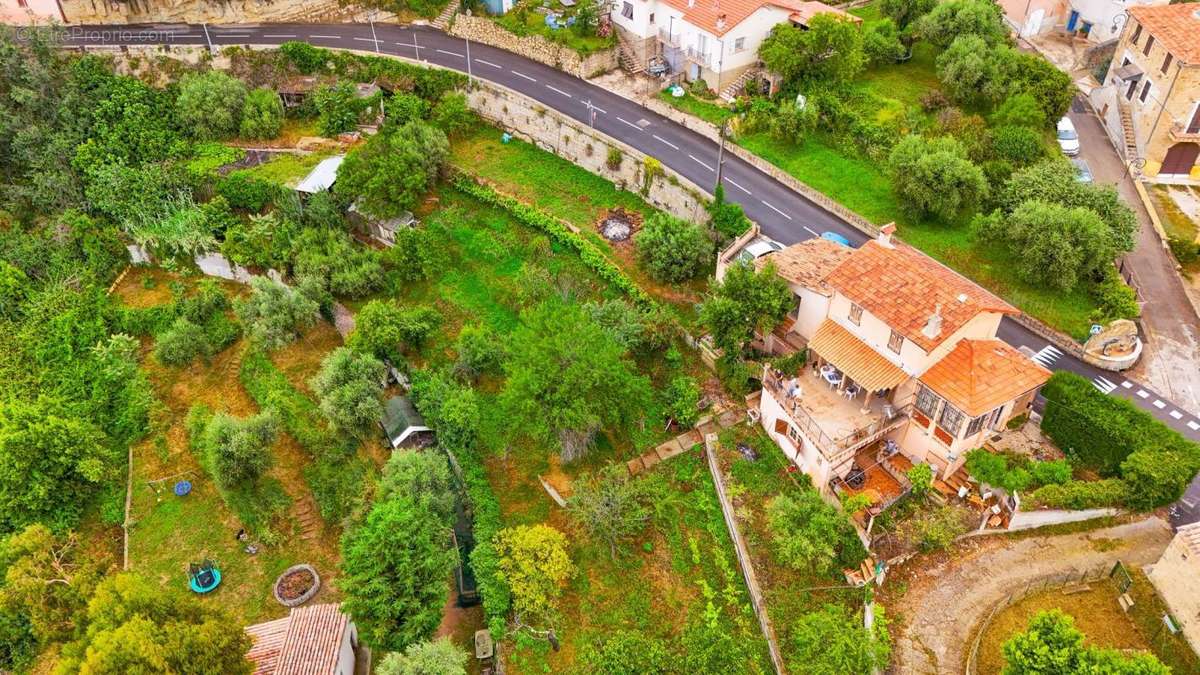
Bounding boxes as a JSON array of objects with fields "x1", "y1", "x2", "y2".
[
  {"x1": 888, "y1": 329, "x2": 903, "y2": 354},
  {"x1": 848, "y1": 302, "x2": 863, "y2": 325},
  {"x1": 1143, "y1": 35, "x2": 1154, "y2": 56},
  {"x1": 1161, "y1": 53, "x2": 1172, "y2": 74},
  {"x1": 1131, "y1": 23, "x2": 1142, "y2": 45},
  {"x1": 649, "y1": 12, "x2": 655, "y2": 23},
  {"x1": 734, "y1": 37, "x2": 745, "y2": 52},
  {"x1": 965, "y1": 414, "x2": 987, "y2": 437},
  {"x1": 938, "y1": 402, "x2": 966, "y2": 437},
  {"x1": 787, "y1": 425, "x2": 801, "y2": 445},
  {"x1": 621, "y1": 1, "x2": 633, "y2": 19},
  {"x1": 1140, "y1": 81, "x2": 1152, "y2": 103},
  {"x1": 915, "y1": 384, "x2": 941, "y2": 419}
]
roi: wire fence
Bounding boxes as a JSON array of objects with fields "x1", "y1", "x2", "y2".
[{"x1": 964, "y1": 561, "x2": 1125, "y2": 675}]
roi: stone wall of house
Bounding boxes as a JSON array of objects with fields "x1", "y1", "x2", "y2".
[
  {"x1": 466, "y1": 79, "x2": 710, "y2": 223},
  {"x1": 59, "y1": 0, "x2": 377, "y2": 27},
  {"x1": 449, "y1": 13, "x2": 618, "y2": 78}
]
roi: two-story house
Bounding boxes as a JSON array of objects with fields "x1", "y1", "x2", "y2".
[
  {"x1": 0, "y1": 0, "x2": 65, "y2": 23},
  {"x1": 610, "y1": 0, "x2": 859, "y2": 97},
  {"x1": 1093, "y1": 3, "x2": 1200, "y2": 179},
  {"x1": 724, "y1": 226, "x2": 1051, "y2": 504}
]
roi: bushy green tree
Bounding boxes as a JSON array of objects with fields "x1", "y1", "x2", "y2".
[
  {"x1": 1004, "y1": 52, "x2": 1076, "y2": 126},
  {"x1": 879, "y1": 0, "x2": 936, "y2": 29},
  {"x1": 707, "y1": 185, "x2": 752, "y2": 243},
  {"x1": 494, "y1": 524, "x2": 573, "y2": 621},
  {"x1": 916, "y1": 0, "x2": 1008, "y2": 47},
  {"x1": 888, "y1": 134, "x2": 987, "y2": 220},
  {"x1": 584, "y1": 298, "x2": 673, "y2": 354},
  {"x1": 190, "y1": 408, "x2": 278, "y2": 490},
  {"x1": 567, "y1": 465, "x2": 659, "y2": 558},
  {"x1": 176, "y1": 71, "x2": 247, "y2": 140},
  {"x1": 233, "y1": 277, "x2": 318, "y2": 349},
  {"x1": 700, "y1": 260, "x2": 792, "y2": 355},
  {"x1": 1002, "y1": 610, "x2": 1168, "y2": 674},
  {"x1": 409, "y1": 370, "x2": 481, "y2": 453},
  {"x1": 765, "y1": 489, "x2": 866, "y2": 577},
  {"x1": 386, "y1": 93, "x2": 430, "y2": 126},
  {"x1": 239, "y1": 87, "x2": 285, "y2": 140},
  {"x1": 291, "y1": 226, "x2": 385, "y2": 298},
  {"x1": 664, "y1": 376, "x2": 702, "y2": 428},
  {"x1": 335, "y1": 121, "x2": 449, "y2": 219},
  {"x1": 908, "y1": 463, "x2": 934, "y2": 496},
  {"x1": 55, "y1": 574, "x2": 253, "y2": 674},
  {"x1": 500, "y1": 302, "x2": 651, "y2": 462},
  {"x1": 759, "y1": 15, "x2": 866, "y2": 87},
  {"x1": 431, "y1": 92, "x2": 474, "y2": 138},
  {"x1": 0, "y1": 524, "x2": 104, "y2": 651},
  {"x1": 936, "y1": 36, "x2": 1008, "y2": 107},
  {"x1": 863, "y1": 19, "x2": 907, "y2": 65},
  {"x1": 453, "y1": 323, "x2": 506, "y2": 381},
  {"x1": 313, "y1": 82, "x2": 361, "y2": 136},
  {"x1": 990, "y1": 93, "x2": 1045, "y2": 128},
  {"x1": 975, "y1": 200, "x2": 1114, "y2": 291},
  {"x1": 791, "y1": 604, "x2": 891, "y2": 675},
  {"x1": 340, "y1": 493, "x2": 455, "y2": 651},
  {"x1": 154, "y1": 317, "x2": 211, "y2": 366},
  {"x1": 376, "y1": 637, "x2": 468, "y2": 675},
  {"x1": 348, "y1": 299, "x2": 441, "y2": 362},
  {"x1": 309, "y1": 347, "x2": 386, "y2": 437},
  {"x1": 634, "y1": 212, "x2": 712, "y2": 283},
  {"x1": 377, "y1": 450, "x2": 455, "y2": 523},
  {"x1": 990, "y1": 125, "x2": 1044, "y2": 166}
]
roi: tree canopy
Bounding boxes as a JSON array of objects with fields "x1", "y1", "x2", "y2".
[
  {"x1": 759, "y1": 15, "x2": 866, "y2": 88},
  {"x1": 309, "y1": 347, "x2": 386, "y2": 437},
  {"x1": 888, "y1": 134, "x2": 988, "y2": 221},
  {"x1": 494, "y1": 524, "x2": 573, "y2": 622},
  {"x1": 1002, "y1": 610, "x2": 1169, "y2": 674},
  {"x1": 700, "y1": 261, "x2": 792, "y2": 355},
  {"x1": 633, "y1": 212, "x2": 713, "y2": 283},
  {"x1": 335, "y1": 121, "x2": 449, "y2": 219},
  {"x1": 176, "y1": 70, "x2": 247, "y2": 140}
]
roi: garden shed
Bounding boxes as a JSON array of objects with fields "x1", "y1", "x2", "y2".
[
  {"x1": 294, "y1": 155, "x2": 345, "y2": 195},
  {"x1": 380, "y1": 396, "x2": 434, "y2": 449}
]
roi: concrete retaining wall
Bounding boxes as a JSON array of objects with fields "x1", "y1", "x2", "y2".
[
  {"x1": 59, "y1": 0, "x2": 377, "y2": 27},
  {"x1": 450, "y1": 14, "x2": 618, "y2": 78}
]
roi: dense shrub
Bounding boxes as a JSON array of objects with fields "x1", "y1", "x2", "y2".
[
  {"x1": 915, "y1": 0, "x2": 1008, "y2": 47},
  {"x1": 176, "y1": 71, "x2": 247, "y2": 141},
  {"x1": 990, "y1": 125, "x2": 1044, "y2": 166},
  {"x1": 707, "y1": 185, "x2": 752, "y2": 243},
  {"x1": 189, "y1": 407, "x2": 278, "y2": 491},
  {"x1": 936, "y1": 36, "x2": 1007, "y2": 107},
  {"x1": 1121, "y1": 448, "x2": 1199, "y2": 511},
  {"x1": 1028, "y1": 478, "x2": 1129, "y2": 510},
  {"x1": 217, "y1": 172, "x2": 279, "y2": 212},
  {"x1": 888, "y1": 135, "x2": 987, "y2": 221},
  {"x1": 633, "y1": 212, "x2": 712, "y2": 283},
  {"x1": 309, "y1": 348, "x2": 386, "y2": 438},
  {"x1": 240, "y1": 87, "x2": 285, "y2": 140},
  {"x1": 453, "y1": 323, "x2": 506, "y2": 381},
  {"x1": 234, "y1": 277, "x2": 319, "y2": 349},
  {"x1": 990, "y1": 93, "x2": 1044, "y2": 128},
  {"x1": 974, "y1": 201, "x2": 1113, "y2": 291},
  {"x1": 863, "y1": 19, "x2": 906, "y2": 65},
  {"x1": 336, "y1": 121, "x2": 449, "y2": 219},
  {"x1": 1089, "y1": 267, "x2": 1140, "y2": 322},
  {"x1": 313, "y1": 82, "x2": 362, "y2": 137},
  {"x1": 965, "y1": 449, "x2": 1071, "y2": 493},
  {"x1": 664, "y1": 376, "x2": 702, "y2": 428},
  {"x1": 581, "y1": 630, "x2": 671, "y2": 674},
  {"x1": 765, "y1": 488, "x2": 866, "y2": 576}
]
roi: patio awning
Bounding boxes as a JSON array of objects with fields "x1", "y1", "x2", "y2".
[
  {"x1": 807, "y1": 320, "x2": 908, "y2": 393},
  {"x1": 1113, "y1": 63, "x2": 1143, "y2": 81}
]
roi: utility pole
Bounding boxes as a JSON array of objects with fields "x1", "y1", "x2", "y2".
[
  {"x1": 202, "y1": 22, "x2": 213, "y2": 52},
  {"x1": 714, "y1": 119, "x2": 727, "y2": 190},
  {"x1": 368, "y1": 11, "x2": 381, "y2": 53},
  {"x1": 586, "y1": 99, "x2": 596, "y2": 128},
  {"x1": 465, "y1": 34, "x2": 473, "y2": 83}
]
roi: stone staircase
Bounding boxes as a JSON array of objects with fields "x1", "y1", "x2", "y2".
[
  {"x1": 1118, "y1": 100, "x2": 1138, "y2": 162},
  {"x1": 432, "y1": 0, "x2": 459, "y2": 31},
  {"x1": 616, "y1": 32, "x2": 644, "y2": 75},
  {"x1": 719, "y1": 67, "x2": 759, "y2": 103}
]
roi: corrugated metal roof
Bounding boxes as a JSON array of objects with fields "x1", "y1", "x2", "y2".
[
  {"x1": 807, "y1": 320, "x2": 908, "y2": 393},
  {"x1": 295, "y1": 156, "x2": 345, "y2": 194}
]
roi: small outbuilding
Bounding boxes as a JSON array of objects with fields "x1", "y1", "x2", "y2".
[
  {"x1": 245, "y1": 603, "x2": 358, "y2": 675},
  {"x1": 348, "y1": 201, "x2": 417, "y2": 246},
  {"x1": 1147, "y1": 522, "x2": 1200, "y2": 654},
  {"x1": 294, "y1": 155, "x2": 345, "y2": 195},
  {"x1": 380, "y1": 396, "x2": 434, "y2": 449}
]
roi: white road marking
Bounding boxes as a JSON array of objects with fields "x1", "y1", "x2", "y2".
[
  {"x1": 723, "y1": 177, "x2": 750, "y2": 194},
  {"x1": 1188, "y1": 420, "x2": 1200, "y2": 431},
  {"x1": 216, "y1": 33, "x2": 251, "y2": 37},
  {"x1": 475, "y1": 58, "x2": 502, "y2": 68},
  {"x1": 1136, "y1": 389, "x2": 1150, "y2": 399},
  {"x1": 1121, "y1": 381, "x2": 1133, "y2": 389},
  {"x1": 1154, "y1": 399, "x2": 1167, "y2": 409},
  {"x1": 546, "y1": 84, "x2": 572, "y2": 98},
  {"x1": 263, "y1": 34, "x2": 297, "y2": 38},
  {"x1": 309, "y1": 34, "x2": 341, "y2": 39},
  {"x1": 396, "y1": 42, "x2": 424, "y2": 48},
  {"x1": 585, "y1": 103, "x2": 607, "y2": 114},
  {"x1": 511, "y1": 70, "x2": 536, "y2": 82},
  {"x1": 1170, "y1": 410, "x2": 1184, "y2": 419},
  {"x1": 616, "y1": 116, "x2": 643, "y2": 131},
  {"x1": 652, "y1": 134, "x2": 678, "y2": 150},
  {"x1": 1092, "y1": 376, "x2": 1117, "y2": 394},
  {"x1": 437, "y1": 48, "x2": 465, "y2": 57},
  {"x1": 353, "y1": 37, "x2": 380, "y2": 43},
  {"x1": 1030, "y1": 346, "x2": 1063, "y2": 367},
  {"x1": 689, "y1": 154, "x2": 714, "y2": 171},
  {"x1": 761, "y1": 200, "x2": 792, "y2": 220},
  {"x1": 804, "y1": 226, "x2": 820, "y2": 236}
]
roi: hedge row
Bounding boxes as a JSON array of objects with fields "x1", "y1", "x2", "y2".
[
  {"x1": 1037, "y1": 372, "x2": 1200, "y2": 511},
  {"x1": 239, "y1": 348, "x2": 368, "y2": 523},
  {"x1": 452, "y1": 175, "x2": 655, "y2": 308},
  {"x1": 272, "y1": 42, "x2": 466, "y2": 102}
]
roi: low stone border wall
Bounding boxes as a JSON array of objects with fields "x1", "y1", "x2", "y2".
[
  {"x1": 450, "y1": 14, "x2": 618, "y2": 78},
  {"x1": 274, "y1": 563, "x2": 322, "y2": 607}
]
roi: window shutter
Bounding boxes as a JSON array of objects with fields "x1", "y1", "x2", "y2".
[{"x1": 774, "y1": 418, "x2": 789, "y2": 435}]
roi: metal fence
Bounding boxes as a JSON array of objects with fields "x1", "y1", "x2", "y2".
[{"x1": 964, "y1": 561, "x2": 1124, "y2": 674}]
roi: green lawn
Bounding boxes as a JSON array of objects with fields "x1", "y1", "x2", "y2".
[
  {"x1": 657, "y1": 89, "x2": 736, "y2": 126},
  {"x1": 232, "y1": 151, "x2": 335, "y2": 187},
  {"x1": 492, "y1": 10, "x2": 616, "y2": 56}
]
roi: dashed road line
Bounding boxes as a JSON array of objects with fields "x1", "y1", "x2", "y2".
[
  {"x1": 353, "y1": 37, "x2": 380, "y2": 43},
  {"x1": 263, "y1": 33, "x2": 297, "y2": 38},
  {"x1": 616, "y1": 116, "x2": 643, "y2": 131},
  {"x1": 652, "y1": 134, "x2": 678, "y2": 150},
  {"x1": 689, "y1": 154, "x2": 714, "y2": 171},
  {"x1": 475, "y1": 58, "x2": 502, "y2": 68},
  {"x1": 1170, "y1": 410, "x2": 1184, "y2": 420},
  {"x1": 1188, "y1": 420, "x2": 1200, "y2": 431},
  {"x1": 546, "y1": 84, "x2": 572, "y2": 98},
  {"x1": 511, "y1": 70, "x2": 536, "y2": 82},
  {"x1": 1121, "y1": 381, "x2": 1133, "y2": 389},
  {"x1": 1154, "y1": 399, "x2": 1167, "y2": 409},
  {"x1": 804, "y1": 226, "x2": 820, "y2": 236},
  {"x1": 723, "y1": 177, "x2": 750, "y2": 194},
  {"x1": 585, "y1": 103, "x2": 607, "y2": 114},
  {"x1": 436, "y1": 48, "x2": 465, "y2": 57},
  {"x1": 1137, "y1": 389, "x2": 1150, "y2": 399},
  {"x1": 761, "y1": 200, "x2": 792, "y2": 220},
  {"x1": 309, "y1": 34, "x2": 341, "y2": 39}
]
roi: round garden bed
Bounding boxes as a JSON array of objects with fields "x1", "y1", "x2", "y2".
[{"x1": 273, "y1": 564, "x2": 320, "y2": 607}]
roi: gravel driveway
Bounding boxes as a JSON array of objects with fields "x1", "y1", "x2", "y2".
[{"x1": 889, "y1": 517, "x2": 1174, "y2": 674}]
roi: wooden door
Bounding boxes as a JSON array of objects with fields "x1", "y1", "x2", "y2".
[{"x1": 1161, "y1": 143, "x2": 1199, "y2": 176}]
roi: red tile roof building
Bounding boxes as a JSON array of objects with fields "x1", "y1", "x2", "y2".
[{"x1": 245, "y1": 604, "x2": 356, "y2": 675}]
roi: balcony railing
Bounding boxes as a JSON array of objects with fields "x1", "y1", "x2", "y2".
[
  {"x1": 1169, "y1": 121, "x2": 1200, "y2": 142},
  {"x1": 657, "y1": 28, "x2": 680, "y2": 47},
  {"x1": 684, "y1": 46, "x2": 715, "y2": 70},
  {"x1": 763, "y1": 372, "x2": 912, "y2": 464}
]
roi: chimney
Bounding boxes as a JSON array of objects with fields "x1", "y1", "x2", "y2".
[
  {"x1": 922, "y1": 303, "x2": 943, "y2": 340},
  {"x1": 716, "y1": 13, "x2": 726, "y2": 29},
  {"x1": 877, "y1": 222, "x2": 896, "y2": 248},
  {"x1": 688, "y1": 0, "x2": 694, "y2": 7}
]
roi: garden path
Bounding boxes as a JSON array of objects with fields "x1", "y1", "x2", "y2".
[{"x1": 889, "y1": 516, "x2": 1172, "y2": 674}]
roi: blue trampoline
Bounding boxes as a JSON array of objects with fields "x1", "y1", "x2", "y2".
[{"x1": 188, "y1": 560, "x2": 222, "y2": 594}]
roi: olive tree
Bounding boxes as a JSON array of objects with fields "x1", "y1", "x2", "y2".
[
  {"x1": 176, "y1": 71, "x2": 247, "y2": 140},
  {"x1": 335, "y1": 121, "x2": 449, "y2": 219},
  {"x1": 233, "y1": 277, "x2": 319, "y2": 349},
  {"x1": 309, "y1": 347, "x2": 386, "y2": 437},
  {"x1": 633, "y1": 212, "x2": 712, "y2": 283},
  {"x1": 887, "y1": 135, "x2": 987, "y2": 221},
  {"x1": 239, "y1": 87, "x2": 285, "y2": 140}
]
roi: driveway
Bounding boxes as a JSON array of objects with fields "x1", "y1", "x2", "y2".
[
  {"x1": 1069, "y1": 98, "x2": 1200, "y2": 416},
  {"x1": 889, "y1": 517, "x2": 1173, "y2": 674}
]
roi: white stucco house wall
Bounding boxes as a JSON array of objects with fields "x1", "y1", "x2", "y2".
[{"x1": 0, "y1": 0, "x2": 64, "y2": 23}]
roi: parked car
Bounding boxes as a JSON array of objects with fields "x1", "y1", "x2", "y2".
[
  {"x1": 736, "y1": 237, "x2": 784, "y2": 264},
  {"x1": 821, "y1": 231, "x2": 852, "y2": 247},
  {"x1": 1057, "y1": 117, "x2": 1080, "y2": 156},
  {"x1": 1071, "y1": 158, "x2": 1094, "y2": 183}
]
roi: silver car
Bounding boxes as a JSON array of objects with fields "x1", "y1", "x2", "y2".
[{"x1": 736, "y1": 237, "x2": 784, "y2": 264}]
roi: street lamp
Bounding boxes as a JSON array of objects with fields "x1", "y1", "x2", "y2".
[{"x1": 714, "y1": 119, "x2": 728, "y2": 191}]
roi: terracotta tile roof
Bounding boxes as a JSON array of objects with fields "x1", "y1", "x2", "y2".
[
  {"x1": 824, "y1": 241, "x2": 1017, "y2": 352},
  {"x1": 245, "y1": 604, "x2": 350, "y2": 675},
  {"x1": 755, "y1": 238, "x2": 854, "y2": 294},
  {"x1": 919, "y1": 339, "x2": 1051, "y2": 417},
  {"x1": 660, "y1": 0, "x2": 855, "y2": 37},
  {"x1": 807, "y1": 319, "x2": 909, "y2": 392},
  {"x1": 1177, "y1": 522, "x2": 1200, "y2": 558},
  {"x1": 1129, "y1": 4, "x2": 1200, "y2": 65}
]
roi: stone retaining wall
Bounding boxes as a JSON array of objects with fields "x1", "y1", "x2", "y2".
[
  {"x1": 450, "y1": 14, "x2": 618, "y2": 78},
  {"x1": 60, "y1": 0, "x2": 377, "y2": 27},
  {"x1": 467, "y1": 80, "x2": 710, "y2": 223}
]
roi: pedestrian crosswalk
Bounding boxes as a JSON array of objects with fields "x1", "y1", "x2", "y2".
[
  {"x1": 1092, "y1": 376, "x2": 1119, "y2": 394},
  {"x1": 1030, "y1": 345, "x2": 1063, "y2": 368}
]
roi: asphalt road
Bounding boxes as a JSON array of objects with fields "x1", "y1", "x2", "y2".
[{"x1": 50, "y1": 21, "x2": 1200, "y2": 523}]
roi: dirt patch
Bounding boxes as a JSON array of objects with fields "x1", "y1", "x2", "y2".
[
  {"x1": 270, "y1": 320, "x2": 344, "y2": 395},
  {"x1": 113, "y1": 267, "x2": 179, "y2": 308},
  {"x1": 595, "y1": 207, "x2": 641, "y2": 243}
]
